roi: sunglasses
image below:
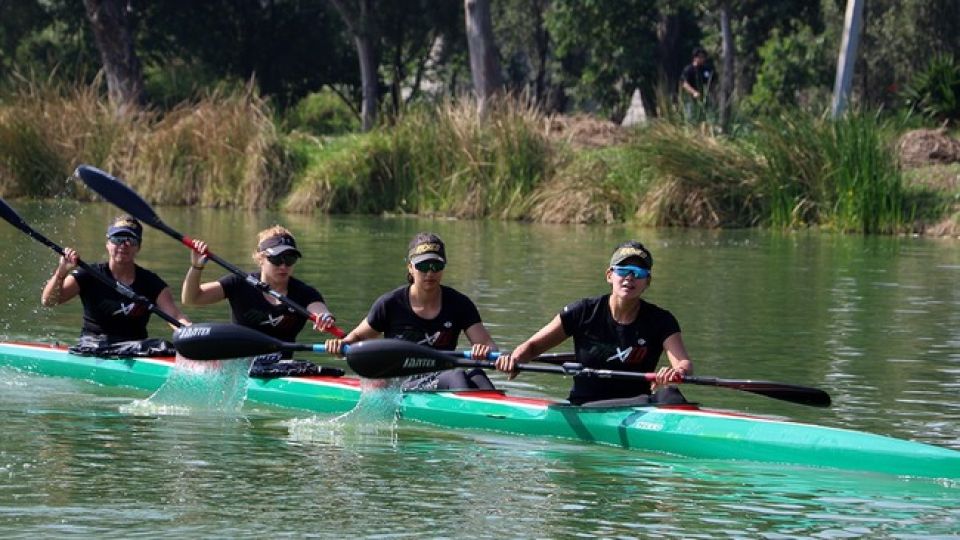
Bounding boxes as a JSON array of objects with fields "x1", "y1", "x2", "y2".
[
  {"x1": 108, "y1": 235, "x2": 140, "y2": 247},
  {"x1": 414, "y1": 260, "x2": 446, "y2": 273},
  {"x1": 611, "y1": 265, "x2": 650, "y2": 279},
  {"x1": 266, "y1": 253, "x2": 299, "y2": 267}
]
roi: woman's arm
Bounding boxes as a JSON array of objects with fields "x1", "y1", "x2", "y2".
[
  {"x1": 155, "y1": 287, "x2": 191, "y2": 329},
  {"x1": 653, "y1": 332, "x2": 694, "y2": 386},
  {"x1": 464, "y1": 322, "x2": 497, "y2": 360},
  {"x1": 495, "y1": 315, "x2": 568, "y2": 373},
  {"x1": 41, "y1": 248, "x2": 80, "y2": 307},
  {"x1": 181, "y1": 266, "x2": 225, "y2": 306},
  {"x1": 305, "y1": 300, "x2": 337, "y2": 333},
  {"x1": 324, "y1": 318, "x2": 381, "y2": 356}
]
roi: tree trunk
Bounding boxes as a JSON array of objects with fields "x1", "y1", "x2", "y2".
[
  {"x1": 831, "y1": 0, "x2": 864, "y2": 118},
  {"x1": 718, "y1": 2, "x2": 735, "y2": 129},
  {"x1": 82, "y1": 0, "x2": 144, "y2": 115},
  {"x1": 330, "y1": 0, "x2": 379, "y2": 131},
  {"x1": 464, "y1": 0, "x2": 502, "y2": 119}
]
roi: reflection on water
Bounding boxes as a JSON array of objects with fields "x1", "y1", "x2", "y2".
[{"x1": 1, "y1": 205, "x2": 959, "y2": 536}]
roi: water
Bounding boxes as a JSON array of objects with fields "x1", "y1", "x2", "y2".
[{"x1": 0, "y1": 201, "x2": 958, "y2": 537}]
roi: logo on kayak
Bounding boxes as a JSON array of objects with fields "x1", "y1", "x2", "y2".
[
  {"x1": 177, "y1": 326, "x2": 211, "y2": 339},
  {"x1": 402, "y1": 357, "x2": 437, "y2": 369}
]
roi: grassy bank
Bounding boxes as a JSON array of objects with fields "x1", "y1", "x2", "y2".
[{"x1": 1, "y1": 78, "x2": 957, "y2": 235}]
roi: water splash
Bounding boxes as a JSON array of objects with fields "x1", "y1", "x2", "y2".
[
  {"x1": 120, "y1": 355, "x2": 251, "y2": 416},
  {"x1": 286, "y1": 378, "x2": 404, "y2": 444}
]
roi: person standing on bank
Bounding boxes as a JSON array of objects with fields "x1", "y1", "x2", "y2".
[
  {"x1": 325, "y1": 232, "x2": 498, "y2": 390},
  {"x1": 494, "y1": 241, "x2": 693, "y2": 406},
  {"x1": 40, "y1": 215, "x2": 191, "y2": 356},
  {"x1": 182, "y1": 226, "x2": 339, "y2": 377},
  {"x1": 680, "y1": 47, "x2": 713, "y2": 121}
]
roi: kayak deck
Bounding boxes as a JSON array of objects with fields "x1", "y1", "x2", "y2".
[{"x1": 1, "y1": 341, "x2": 958, "y2": 480}]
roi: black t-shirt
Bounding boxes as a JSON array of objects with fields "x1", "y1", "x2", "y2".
[
  {"x1": 366, "y1": 285, "x2": 482, "y2": 350},
  {"x1": 681, "y1": 63, "x2": 713, "y2": 95},
  {"x1": 73, "y1": 262, "x2": 168, "y2": 341},
  {"x1": 559, "y1": 294, "x2": 681, "y2": 404},
  {"x1": 219, "y1": 272, "x2": 324, "y2": 344}
]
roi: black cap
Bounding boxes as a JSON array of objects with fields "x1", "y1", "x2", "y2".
[
  {"x1": 407, "y1": 232, "x2": 446, "y2": 265},
  {"x1": 609, "y1": 241, "x2": 653, "y2": 269},
  {"x1": 258, "y1": 233, "x2": 302, "y2": 257},
  {"x1": 106, "y1": 216, "x2": 143, "y2": 240}
]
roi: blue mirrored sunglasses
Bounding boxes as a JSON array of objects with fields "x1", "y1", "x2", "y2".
[
  {"x1": 611, "y1": 265, "x2": 650, "y2": 279},
  {"x1": 108, "y1": 235, "x2": 140, "y2": 247}
]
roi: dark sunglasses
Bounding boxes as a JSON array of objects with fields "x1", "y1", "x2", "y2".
[
  {"x1": 108, "y1": 235, "x2": 140, "y2": 247},
  {"x1": 266, "y1": 253, "x2": 299, "y2": 267},
  {"x1": 611, "y1": 265, "x2": 650, "y2": 279},
  {"x1": 414, "y1": 260, "x2": 446, "y2": 273}
]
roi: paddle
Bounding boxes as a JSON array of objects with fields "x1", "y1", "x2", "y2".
[
  {"x1": 173, "y1": 322, "x2": 575, "y2": 366},
  {"x1": 73, "y1": 164, "x2": 346, "y2": 338},
  {"x1": 0, "y1": 197, "x2": 183, "y2": 328},
  {"x1": 346, "y1": 338, "x2": 832, "y2": 408},
  {"x1": 174, "y1": 322, "x2": 331, "y2": 359}
]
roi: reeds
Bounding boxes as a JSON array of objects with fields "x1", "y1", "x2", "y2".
[{"x1": 286, "y1": 96, "x2": 553, "y2": 219}]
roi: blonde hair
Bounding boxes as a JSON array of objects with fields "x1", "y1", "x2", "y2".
[{"x1": 252, "y1": 225, "x2": 294, "y2": 263}]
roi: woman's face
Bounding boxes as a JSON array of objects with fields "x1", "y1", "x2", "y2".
[
  {"x1": 106, "y1": 235, "x2": 140, "y2": 263},
  {"x1": 260, "y1": 251, "x2": 299, "y2": 280},
  {"x1": 606, "y1": 259, "x2": 651, "y2": 299},
  {"x1": 409, "y1": 258, "x2": 445, "y2": 288}
]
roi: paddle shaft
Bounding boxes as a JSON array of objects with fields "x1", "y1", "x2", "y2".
[
  {"x1": 0, "y1": 198, "x2": 182, "y2": 328},
  {"x1": 74, "y1": 165, "x2": 345, "y2": 337}
]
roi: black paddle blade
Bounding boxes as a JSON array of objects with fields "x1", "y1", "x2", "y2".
[
  {"x1": 688, "y1": 376, "x2": 832, "y2": 408},
  {"x1": 346, "y1": 339, "x2": 460, "y2": 378},
  {"x1": 74, "y1": 165, "x2": 164, "y2": 227},
  {"x1": 0, "y1": 198, "x2": 31, "y2": 235},
  {"x1": 174, "y1": 322, "x2": 286, "y2": 360}
]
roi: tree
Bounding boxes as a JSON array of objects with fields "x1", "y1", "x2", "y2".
[
  {"x1": 717, "y1": 1, "x2": 734, "y2": 128},
  {"x1": 82, "y1": 0, "x2": 144, "y2": 114},
  {"x1": 464, "y1": 0, "x2": 502, "y2": 119},
  {"x1": 329, "y1": 0, "x2": 379, "y2": 131}
]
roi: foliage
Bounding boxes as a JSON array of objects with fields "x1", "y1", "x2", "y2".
[
  {"x1": 745, "y1": 26, "x2": 831, "y2": 114},
  {"x1": 545, "y1": 0, "x2": 660, "y2": 118},
  {"x1": 901, "y1": 54, "x2": 960, "y2": 124},
  {"x1": 283, "y1": 89, "x2": 359, "y2": 136}
]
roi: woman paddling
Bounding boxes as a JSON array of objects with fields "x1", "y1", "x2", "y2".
[
  {"x1": 182, "y1": 225, "x2": 339, "y2": 377},
  {"x1": 40, "y1": 215, "x2": 190, "y2": 356},
  {"x1": 495, "y1": 240, "x2": 693, "y2": 406},
  {"x1": 326, "y1": 232, "x2": 498, "y2": 390}
]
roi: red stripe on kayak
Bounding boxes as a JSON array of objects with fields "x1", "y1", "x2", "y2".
[{"x1": 451, "y1": 390, "x2": 557, "y2": 407}]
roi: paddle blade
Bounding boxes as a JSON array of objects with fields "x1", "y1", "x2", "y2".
[
  {"x1": 346, "y1": 339, "x2": 460, "y2": 378},
  {"x1": 687, "y1": 376, "x2": 832, "y2": 408},
  {"x1": 74, "y1": 165, "x2": 164, "y2": 227},
  {"x1": 0, "y1": 198, "x2": 31, "y2": 235},
  {"x1": 174, "y1": 322, "x2": 286, "y2": 360}
]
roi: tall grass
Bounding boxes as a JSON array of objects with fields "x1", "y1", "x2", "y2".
[
  {"x1": 631, "y1": 122, "x2": 767, "y2": 227},
  {"x1": 754, "y1": 112, "x2": 904, "y2": 233},
  {"x1": 0, "y1": 74, "x2": 286, "y2": 207},
  {"x1": 286, "y1": 97, "x2": 553, "y2": 219}
]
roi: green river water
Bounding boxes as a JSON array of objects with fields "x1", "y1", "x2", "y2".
[{"x1": 0, "y1": 201, "x2": 958, "y2": 538}]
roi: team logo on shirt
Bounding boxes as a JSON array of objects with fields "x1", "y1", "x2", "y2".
[
  {"x1": 260, "y1": 313, "x2": 285, "y2": 327},
  {"x1": 113, "y1": 302, "x2": 136, "y2": 316},
  {"x1": 419, "y1": 331, "x2": 441, "y2": 347},
  {"x1": 606, "y1": 338, "x2": 648, "y2": 365}
]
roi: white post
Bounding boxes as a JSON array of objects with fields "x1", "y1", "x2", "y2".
[{"x1": 831, "y1": 0, "x2": 864, "y2": 118}]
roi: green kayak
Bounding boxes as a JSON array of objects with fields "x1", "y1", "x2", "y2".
[{"x1": 1, "y1": 340, "x2": 957, "y2": 480}]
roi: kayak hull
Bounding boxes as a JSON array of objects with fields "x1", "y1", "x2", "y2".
[{"x1": 2, "y1": 341, "x2": 958, "y2": 480}]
